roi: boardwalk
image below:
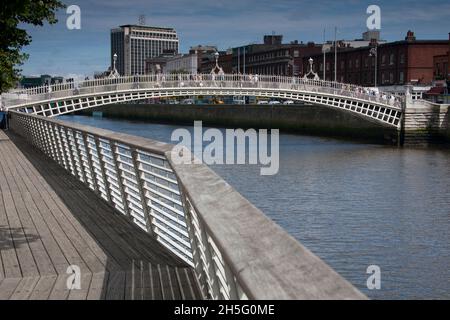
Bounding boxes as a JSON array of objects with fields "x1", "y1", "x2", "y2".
[{"x1": 0, "y1": 130, "x2": 201, "y2": 300}]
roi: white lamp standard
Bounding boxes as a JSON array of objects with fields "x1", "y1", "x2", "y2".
[{"x1": 108, "y1": 53, "x2": 120, "y2": 78}]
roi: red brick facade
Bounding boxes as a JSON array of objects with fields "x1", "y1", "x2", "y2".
[{"x1": 304, "y1": 31, "x2": 449, "y2": 86}]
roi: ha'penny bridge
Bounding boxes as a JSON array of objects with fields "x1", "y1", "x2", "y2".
[{"x1": 0, "y1": 72, "x2": 413, "y2": 300}]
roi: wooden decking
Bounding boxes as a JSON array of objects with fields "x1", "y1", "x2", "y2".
[{"x1": 0, "y1": 130, "x2": 202, "y2": 300}]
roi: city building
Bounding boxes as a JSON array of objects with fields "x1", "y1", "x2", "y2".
[
  {"x1": 232, "y1": 35, "x2": 322, "y2": 76},
  {"x1": 164, "y1": 53, "x2": 198, "y2": 74},
  {"x1": 426, "y1": 33, "x2": 450, "y2": 103},
  {"x1": 111, "y1": 25, "x2": 179, "y2": 75},
  {"x1": 199, "y1": 50, "x2": 233, "y2": 74},
  {"x1": 304, "y1": 31, "x2": 449, "y2": 96},
  {"x1": 326, "y1": 30, "x2": 387, "y2": 49},
  {"x1": 189, "y1": 45, "x2": 218, "y2": 73},
  {"x1": 145, "y1": 49, "x2": 178, "y2": 74},
  {"x1": 20, "y1": 75, "x2": 64, "y2": 88}
]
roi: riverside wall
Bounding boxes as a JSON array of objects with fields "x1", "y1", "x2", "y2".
[{"x1": 79, "y1": 103, "x2": 401, "y2": 144}]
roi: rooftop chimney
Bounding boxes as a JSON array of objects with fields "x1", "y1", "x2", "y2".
[{"x1": 405, "y1": 30, "x2": 416, "y2": 42}]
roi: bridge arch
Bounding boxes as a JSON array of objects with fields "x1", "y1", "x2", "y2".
[{"x1": 2, "y1": 74, "x2": 404, "y2": 129}]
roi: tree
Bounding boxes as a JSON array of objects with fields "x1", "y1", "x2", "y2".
[{"x1": 0, "y1": 0, "x2": 65, "y2": 93}]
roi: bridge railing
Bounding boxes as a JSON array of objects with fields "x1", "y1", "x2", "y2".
[
  {"x1": 7, "y1": 110, "x2": 366, "y2": 300},
  {"x1": 3, "y1": 74, "x2": 402, "y2": 109}
]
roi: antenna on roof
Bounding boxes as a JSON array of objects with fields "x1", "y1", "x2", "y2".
[{"x1": 138, "y1": 15, "x2": 146, "y2": 26}]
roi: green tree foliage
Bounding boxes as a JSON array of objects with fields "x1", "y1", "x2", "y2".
[{"x1": 0, "y1": 0, "x2": 65, "y2": 93}]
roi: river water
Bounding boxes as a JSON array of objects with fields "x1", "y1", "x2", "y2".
[{"x1": 60, "y1": 114, "x2": 450, "y2": 300}]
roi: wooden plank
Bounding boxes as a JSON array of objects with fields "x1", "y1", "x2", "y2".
[
  {"x1": 4, "y1": 142, "x2": 95, "y2": 275},
  {"x1": 141, "y1": 262, "x2": 153, "y2": 300},
  {"x1": 150, "y1": 263, "x2": 162, "y2": 300},
  {"x1": 2, "y1": 131, "x2": 203, "y2": 300},
  {"x1": 0, "y1": 167, "x2": 25, "y2": 278},
  {"x1": 86, "y1": 272, "x2": 108, "y2": 300},
  {"x1": 29, "y1": 275, "x2": 57, "y2": 300},
  {"x1": 67, "y1": 272, "x2": 92, "y2": 300},
  {"x1": 186, "y1": 268, "x2": 203, "y2": 300},
  {"x1": 175, "y1": 267, "x2": 198, "y2": 300},
  {"x1": 0, "y1": 193, "x2": 8, "y2": 280},
  {"x1": 48, "y1": 275, "x2": 70, "y2": 300},
  {"x1": 167, "y1": 266, "x2": 182, "y2": 299},
  {"x1": 2, "y1": 141, "x2": 70, "y2": 275},
  {"x1": 158, "y1": 264, "x2": 175, "y2": 300},
  {"x1": 105, "y1": 271, "x2": 125, "y2": 300},
  {"x1": 1, "y1": 146, "x2": 55, "y2": 277},
  {"x1": 0, "y1": 278, "x2": 21, "y2": 300},
  {"x1": 13, "y1": 144, "x2": 135, "y2": 272},
  {"x1": 9, "y1": 276, "x2": 40, "y2": 300}
]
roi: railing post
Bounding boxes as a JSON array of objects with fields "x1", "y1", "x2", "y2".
[
  {"x1": 93, "y1": 137, "x2": 113, "y2": 203},
  {"x1": 63, "y1": 127, "x2": 78, "y2": 178},
  {"x1": 130, "y1": 149, "x2": 155, "y2": 236},
  {"x1": 82, "y1": 134, "x2": 99, "y2": 194},
  {"x1": 110, "y1": 141, "x2": 131, "y2": 218}
]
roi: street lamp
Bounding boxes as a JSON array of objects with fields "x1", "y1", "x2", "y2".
[
  {"x1": 369, "y1": 45, "x2": 378, "y2": 87},
  {"x1": 108, "y1": 53, "x2": 120, "y2": 78}
]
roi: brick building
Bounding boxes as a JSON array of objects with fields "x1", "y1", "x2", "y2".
[
  {"x1": 189, "y1": 45, "x2": 218, "y2": 74},
  {"x1": 233, "y1": 35, "x2": 322, "y2": 76},
  {"x1": 433, "y1": 33, "x2": 450, "y2": 81},
  {"x1": 304, "y1": 31, "x2": 449, "y2": 87},
  {"x1": 199, "y1": 51, "x2": 233, "y2": 74}
]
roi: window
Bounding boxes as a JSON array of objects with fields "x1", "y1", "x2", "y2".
[
  {"x1": 400, "y1": 53, "x2": 405, "y2": 64},
  {"x1": 326, "y1": 62, "x2": 330, "y2": 71},
  {"x1": 356, "y1": 59, "x2": 359, "y2": 68},
  {"x1": 341, "y1": 61, "x2": 345, "y2": 69},
  {"x1": 390, "y1": 53, "x2": 395, "y2": 65},
  {"x1": 389, "y1": 72, "x2": 394, "y2": 83},
  {"x1": 399, "y1": 71, "x2": 404, "y2": 83},
  {"x1": 349, "y1": 60, "x2": 353, "y2": 69},
  {"x1": 382, "y1": 54, "x2": 386, "y2": 65},
  {"x1": 293, "y1": 50, "x2": 299, "y2": 58}
]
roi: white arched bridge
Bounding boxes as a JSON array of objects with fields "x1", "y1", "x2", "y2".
[{"x1": 1, "y1": 73, "x2": 404, "y2": 129}]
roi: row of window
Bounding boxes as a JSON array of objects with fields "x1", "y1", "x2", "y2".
[
  {"x1": 335, "y1": 71, "x2": 405, "y2": 85},
  {"x1": 246, "y1": 64, "x2": 290, "y2": 75},
  {"x1": 318, "y1": 52, "x2": 406, "y2": 72},
  {"x1": 245, "y1": 50, "x2": 291, "y2": 63},
  {"x1": 130, "y1": 31, "x2": 178, "y2": 40}
]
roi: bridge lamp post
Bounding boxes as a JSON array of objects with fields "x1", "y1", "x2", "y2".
[
  {"x1": 108, "y1": 53, "x2": 120, "y2": 78},
  {"x1": 369, "y1": 46, "x2": 378, "y2": 87}
]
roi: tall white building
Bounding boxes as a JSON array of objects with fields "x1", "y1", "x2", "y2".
[{"x1": 111, "y1": 25, "x2": 179, "y2": 75}]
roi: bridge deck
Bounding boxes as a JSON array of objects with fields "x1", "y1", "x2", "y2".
[{"x1": 0, "y1": 130, "x2": 201, "y2": 300}]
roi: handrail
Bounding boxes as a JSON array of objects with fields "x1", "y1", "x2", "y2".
[
  {"x1": 2, "y1": 73, "x2": 402, "y2": 109},
  {"x1": 8, "y1": 110, "x2": 366, "y2": 300}
]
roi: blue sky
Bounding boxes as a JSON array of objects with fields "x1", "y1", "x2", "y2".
[{"x1": 20, "y1": 0, "x2": 450, "y2": 79}]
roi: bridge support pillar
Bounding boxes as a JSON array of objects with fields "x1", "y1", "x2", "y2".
[{"x1": 401, "y1": 100, "x2": 450, "y2": 146}]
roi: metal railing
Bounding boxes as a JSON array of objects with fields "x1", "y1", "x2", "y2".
[
  {"x1": 2, "y1": 73, "x2": 402, "y2": 110},
  {"x1": 8, "y1": 110, "x2": 366, "y2": 300}
]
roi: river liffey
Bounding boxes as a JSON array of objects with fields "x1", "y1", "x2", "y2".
[{"x1": 61, "y1": 115, "x2": 450, "y2": 300}]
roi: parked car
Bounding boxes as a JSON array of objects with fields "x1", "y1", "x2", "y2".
[
  {"x1": 268, "y1": 100, "x2": 281, "y2": 105},
  {"x1": 182, "y1": 99, "x2": 195, "y2": 105},
  {"x1": 233, "y1": 99, "x2": 246, "y2": 105},
  {"x1": 283, "y1": 100, "x2": 295, "y2": 105},
  {"x1": 257, "y1": 100, "x2": 269, "y2": 105}
]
